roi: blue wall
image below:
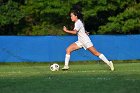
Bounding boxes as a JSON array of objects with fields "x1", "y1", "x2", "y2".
[{"x1": 0, "y1": 35, "x2": 139, "y2": 62}]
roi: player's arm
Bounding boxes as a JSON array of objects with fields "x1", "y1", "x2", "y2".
[{"x1": 63, "y1": 26, "x2": 77, "y2": 35}]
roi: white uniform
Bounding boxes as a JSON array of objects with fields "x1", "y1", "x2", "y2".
[{"x1": 74, "y1": 19, "x2": 93, "y2": 50}]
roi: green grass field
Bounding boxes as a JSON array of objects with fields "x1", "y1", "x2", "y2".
[{"x1": 0, "y1": 61, "x2": 140, "y2": 93}]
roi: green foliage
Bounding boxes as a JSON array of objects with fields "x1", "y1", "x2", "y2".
[
  {"x1": 0, "y1": 0, "x2": 140, "y2": 35},
  {"x1": 18, "y1": 0, "x2": 73, "y2": 35},
  {"x1": 0, "y1": 0, "x2": 25, "y2": 25},
  {"x1": 99, "y1": 2, "x2": 140, "y2": 34}
]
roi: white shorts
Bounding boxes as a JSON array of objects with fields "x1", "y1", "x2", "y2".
[{"x1": 75, "y1": 41, "x2": 93, "y2": 50}]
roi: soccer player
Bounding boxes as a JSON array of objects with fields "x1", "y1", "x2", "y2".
[{"x1": 62, "y1": 10, "x2": 114, "y2": 71}]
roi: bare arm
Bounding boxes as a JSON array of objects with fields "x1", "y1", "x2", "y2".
[{"x1": 63, "y1": 26, "x2": 77, "y2": 35}]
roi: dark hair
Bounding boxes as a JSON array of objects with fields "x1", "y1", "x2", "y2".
[{"x1": 70, "y1": 10, "x2": 84, "y2": 23}]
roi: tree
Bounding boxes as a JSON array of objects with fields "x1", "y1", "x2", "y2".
[
  {"x1": 80, "y1": 0, "x2": 139, "y2": 34},
  {"x1": 0, "y1": 0, "x2": 140, "y2": 35},
  {"x1": 98, "y1": 1, "x2": 140, "y2": 34},
  {"x1": 0, "y1": 0, "x2": 25, "y2": 35}
]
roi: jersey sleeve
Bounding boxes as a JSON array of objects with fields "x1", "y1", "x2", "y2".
[{"x1": 74, "y1": 20, "x2": 82, "y2": 31}]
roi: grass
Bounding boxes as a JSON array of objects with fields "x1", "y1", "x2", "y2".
[{"x1": 0, "y1": 60, "x2": 140, "y2": 93}]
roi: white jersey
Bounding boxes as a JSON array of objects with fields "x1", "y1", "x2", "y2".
[{"x1": 74, "y1": 19, "x2": 91, "y2": 44}]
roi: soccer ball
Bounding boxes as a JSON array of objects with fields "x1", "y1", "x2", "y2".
[{"x1": 50, "y1": 63, "x2": 59, "y2": 71}]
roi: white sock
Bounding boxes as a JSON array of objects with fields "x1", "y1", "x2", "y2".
[
  {"x1": 65, "y1": 54, "x2": 70, "y2": 66},
  {"x1": 99, "y1": 54, "x2": 110, "y2": 65}
]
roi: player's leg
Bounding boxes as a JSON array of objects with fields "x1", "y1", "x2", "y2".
[
  {"x1": 87, "y1": 46, "x2": 114, "y2": 71},
  {"x1": 62, "y1": 43, "x2": 80, "y2": 70}
]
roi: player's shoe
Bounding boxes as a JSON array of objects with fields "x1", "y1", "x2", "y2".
[
  {"x1": 62, "y1": 65, "x2": 69, "y2": 70},
  {"x1": 109, "y1": 61, "x2": 114, "y2": 71}
]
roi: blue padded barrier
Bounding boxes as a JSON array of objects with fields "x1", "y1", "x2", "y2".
[{"x1": 0, "y1": 35, "x2": 139, "y2": 62}]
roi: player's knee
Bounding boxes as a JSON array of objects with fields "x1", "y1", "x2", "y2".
[{"x1": 66, "y1": 48, "x2": 71, "y2": 54}]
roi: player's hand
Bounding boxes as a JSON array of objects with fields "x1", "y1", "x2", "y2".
[
  {"x1": 63, "y1": 26, "x2": 68, "y2": 32},
  {"x1": 85, "y1": 31, "x2": 90, "y2": 35}
]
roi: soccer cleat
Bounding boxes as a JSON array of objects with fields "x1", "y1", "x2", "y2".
[
  {"x1": 62, "y1": 65, "x2": 69, "y2": 70},
  {"x1": 109, "y1": 61, "x2": 114, "y2": 71}
]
